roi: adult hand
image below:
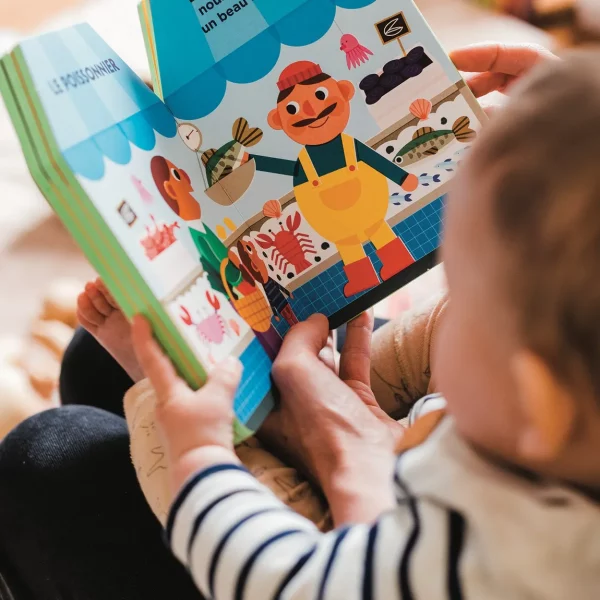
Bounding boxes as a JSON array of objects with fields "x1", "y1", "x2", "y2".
[
  {"x1": 259, "y1": 312, "x2": 404, "y2": 525},
  {"x1": 450, "y1": 43, "x2": 558, "y2": 114}
]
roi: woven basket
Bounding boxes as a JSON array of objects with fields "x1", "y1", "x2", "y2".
[{"x1": 220, "y1": 260, "x2": 273, "y2": 333}]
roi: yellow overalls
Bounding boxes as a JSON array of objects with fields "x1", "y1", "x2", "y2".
[{"x1": 295, "y1": 134, "x2": 397, "y2": 266}]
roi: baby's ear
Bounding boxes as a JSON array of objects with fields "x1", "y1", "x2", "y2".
[{"x1": 512, "y1": 351, "x2": 576, "y2": 462}]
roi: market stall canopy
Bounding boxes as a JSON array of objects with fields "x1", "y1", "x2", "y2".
[
  {"x1": 19, "y1": 24, "x2": 177, "y2": 180},
  {"x1": 148, "y1": 0, "x2": 377, "y2": 120}
]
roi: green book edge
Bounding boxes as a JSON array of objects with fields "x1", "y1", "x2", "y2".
[
  {"x1": 1, "y1": 49, "x2": 253, "y2": 443},
  {"x1": 7, "y1": 48, "x2": 198, "y2": 383},
  {"x1": 0, "y1": 60, "x2": 70, "y2": 246}
]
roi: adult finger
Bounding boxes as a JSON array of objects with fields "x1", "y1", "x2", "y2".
[
  {"x1": 318, "y1": 331, "x2": 337, "y2": 373},
  {"x1": 480, "y1": 101, "x2": 503, "y2": 119},
  {"x1": 450, "y1": 43, "x2": 555, "y2": 76},
  {"x1": 464, "y1": 71, "x2": 511, "y2": 98},
  {"x1": 277, "y1": 314, "x2": 330, "y2": 364},
  {"x1": 131, "y1": 316, "x2": 184, "y2": 404},
  {"x1": 196, "y1": 357, "x2": 242, "y2": 410},
  {"x1": 339, "y1": 311, "x2": 374, "y2": 386}
]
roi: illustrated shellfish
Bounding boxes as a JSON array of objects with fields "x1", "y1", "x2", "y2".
[
  {"x1": 409, "y1": 98, "x2": 433, "y2": 121},
  {"x1": 263, "y1": 199, "x2": 283, "y2": 219}
]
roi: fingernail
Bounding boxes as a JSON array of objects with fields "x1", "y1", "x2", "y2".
[
  {"x1": 307, "y1": 313, "x2": 328, "y2": 324},
  {"x1": 220, "y1": 356, "x2": 242, "y2": 374}
]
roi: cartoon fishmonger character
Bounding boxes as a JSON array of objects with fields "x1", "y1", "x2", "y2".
[{"x1": 249, "y1": 61, "x2": 419, "y2": 297}]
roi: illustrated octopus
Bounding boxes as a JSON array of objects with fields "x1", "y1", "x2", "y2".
[{"x1": 340, "y1": 34, "x2": 373, "y2": 70}]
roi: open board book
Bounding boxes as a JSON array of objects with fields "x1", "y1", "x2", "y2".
[{"x1": 0, "y1": 0, "x2": 486, "y2": 441}]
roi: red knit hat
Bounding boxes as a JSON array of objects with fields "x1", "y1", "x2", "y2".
[{"x1": 277, "y1": 61, "x2": 323, "y2": 92}]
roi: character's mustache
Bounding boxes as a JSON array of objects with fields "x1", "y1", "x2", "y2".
[{"x1": 293, "y1": 103, "x2": 338, "y2": 128}]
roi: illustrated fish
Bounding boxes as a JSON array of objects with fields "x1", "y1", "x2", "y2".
[
  {"x1": 391, "y1": 192, "x2": 414, "y2": 206},
  {"x1": 419, "y1": 173, "x2": 441, "y2": 187},
  {"x1": 435, "y1": 158, "x2": 462, "y2": 172},
  {"x1": 201, "y1": 118, "x2": 263, "y2": 187},
  {"x1": 383, "y1": 117, "x2": 477, "y2": 168},
  {"x1": 453, "y1": 145, "x2": 472, "y2": 158}
]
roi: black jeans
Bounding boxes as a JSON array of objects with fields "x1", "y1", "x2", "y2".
[
  {"x1": 0, "y1": 320, "x2": 386, "y2": 600},
  {"x1": 0, "y1": 329, "x2": 202, "y2": 600}
]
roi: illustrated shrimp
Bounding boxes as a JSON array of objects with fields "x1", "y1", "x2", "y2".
[{"x1": 257, "y1": 201, "x2": 317, "y2": 275}]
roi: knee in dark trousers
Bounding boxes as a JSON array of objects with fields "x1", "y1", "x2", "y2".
[
  {"x1": 0, "y1": 406, "x2": 201, "y2": 600},
  {"x1": 60, "y1": 327, "x2": 134, "y2": 417}
]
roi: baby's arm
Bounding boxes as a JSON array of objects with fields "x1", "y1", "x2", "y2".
[
  {"x1": 124, "y1": 379, "x2": 331, "y2": 530},
  {"x1": 124, "y1": 379, "x2": 172, "y2": 525},
  {"x1": 128, "y1": 314, "x2": 447, "y2": 600},
  {"x1": 370, "y1": 292, "x2": 448, "y2": 419},
  {"x1": 125, "y1": 291, "x2": 447, "y2": 525},
  {"x1": 167, "y1": 459, "x2": 450, "y2": 600}
]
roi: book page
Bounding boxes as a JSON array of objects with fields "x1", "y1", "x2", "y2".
[
  {"x1": 146, "y1": 0, "x2": 487, "y2": 331},
  {"x1": 11, "y1": 24, "x2": 274, "y2": 432}
]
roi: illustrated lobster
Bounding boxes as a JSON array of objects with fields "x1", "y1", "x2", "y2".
[
  {"x1": 255, "y1": 212, "x2": 316, "y2": 275},
  {"x1": 180, "y1": 291, "x2": 239, "y2": 363}
]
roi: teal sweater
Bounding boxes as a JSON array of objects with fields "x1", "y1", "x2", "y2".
[{"x1": 250, "y1": 135, "x2": 409, "y2": 187}]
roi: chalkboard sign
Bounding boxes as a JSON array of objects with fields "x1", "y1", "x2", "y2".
[{"x1": 374, "y1": 11, "x2": 411, "y2": 45}]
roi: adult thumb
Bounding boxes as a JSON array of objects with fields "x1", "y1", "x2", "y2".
[{"x1": 278, "y1": 314, "x2": 330, "y2": 362}]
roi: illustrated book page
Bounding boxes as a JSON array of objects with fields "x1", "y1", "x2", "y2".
[
  {"x1": 145, "y1": 0, "x2": 486, "y2": 334},
  {"x1": 0, "y1": 24, "x2": 276, "y2": 437}
]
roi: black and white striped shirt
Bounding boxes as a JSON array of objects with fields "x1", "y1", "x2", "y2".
[{"x1": 166, "y1": 402, "x2": 600, "y2": 600}]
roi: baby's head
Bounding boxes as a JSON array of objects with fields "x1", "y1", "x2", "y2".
[{"x1": 435, "y1": 52, "x2": 600, "y2": 489}]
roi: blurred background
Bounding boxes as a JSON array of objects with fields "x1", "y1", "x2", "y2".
[{"x1": 0, "y1": 0, "x2": 596, "y2": 437}]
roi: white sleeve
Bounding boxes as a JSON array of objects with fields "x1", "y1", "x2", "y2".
[
  {"x1": 407, "y1": 394, "x2": 448, "y2": 427},
  {"x1": 166, "y1": 462, "x2": 463, "y2": 600}
]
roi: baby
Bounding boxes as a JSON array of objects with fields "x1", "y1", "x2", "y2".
[
  {"x1": 77, "y1": 275, "x2": 445, "y2": 528},
  {"x1": 78, "y1": 47, "x2": 600, "y2": 598}
]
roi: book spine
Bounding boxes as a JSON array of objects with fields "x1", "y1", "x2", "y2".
[
  {"x1": 139, "y1": 0, "x2": 163, "y2": 99},
  {"x1": 1, "y1": 49, "x2": 256, "y2": 443}
]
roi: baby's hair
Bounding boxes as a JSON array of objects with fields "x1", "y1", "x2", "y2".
[{"x1": 473, "y1": 51, "x2": 600, "y2": 397}]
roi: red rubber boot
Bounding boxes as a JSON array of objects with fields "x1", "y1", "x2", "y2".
[
  {"x1": 377, "y1": 237, "x2": 415, "y2": 281},
  {"x1": 343, "y1": 257, "x2": 380, "y2": 297}
]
